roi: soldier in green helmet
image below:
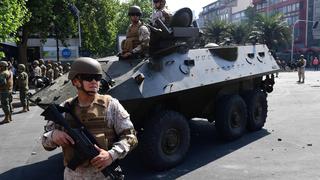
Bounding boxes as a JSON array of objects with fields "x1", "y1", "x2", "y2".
[
  {"x1": 0, "y1": 61, "x2": 13, "y2": 123},
  {"x1": 119, "y1": 5, "x2": 150, "y2": 59},
  {"x1": 16, "y1": 64, "x2": 29, "y2": 112},
  {"x1": 41, "y1": 57, "x2": 138, "y2": 179}
]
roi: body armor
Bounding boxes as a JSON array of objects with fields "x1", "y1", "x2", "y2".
[
  {"x1": 122, "y1": 22, "x2": 144, "y2": 53},
  {"x1": 62, "y1": 94, "x2": 115, "y2": 166}
]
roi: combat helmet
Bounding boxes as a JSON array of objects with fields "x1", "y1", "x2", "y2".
[
  {"x1": 39, "y1": 59, "x2": 45, "y2": 65},
  {"x1": 18, "y1": 64, "x2": 26, "y2": 71},
  {"x1": 153, "y1": 0, "x2": 166, "y2": 9},
  {"x1": 0, "y1": 61, "x2": 8, "y2": 67},
  {"x1": 128, "y1": 5, "x2": 142, "y2": 16},
  {"x1": 68, "y1": 57, "x2": 102, "y2": 80},
  {"x1": 33, "y1": 60, "x2": 39, "y2": 65}
]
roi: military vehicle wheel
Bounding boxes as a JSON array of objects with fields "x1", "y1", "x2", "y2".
[
  {"x1": 141, "y1": 110, "x2": 190, "y2": 171},
  {"x1": 243, "y1": 90, "x2": 268, "y2": 131},
  {"x1": 215, "y1": 95, "x2": 247, "y2": 140}
]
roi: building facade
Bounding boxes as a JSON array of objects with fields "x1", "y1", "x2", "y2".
[
  {"x1": 253, "y1": 0, "x2": 320, "y2": 60},
  {"x1": 198, "y1": 0, "x2": 252, "y2": 27}
]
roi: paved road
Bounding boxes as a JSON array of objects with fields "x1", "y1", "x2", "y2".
[{"x1": 1, "y1": 71, "x2": 320, "y2": 180}]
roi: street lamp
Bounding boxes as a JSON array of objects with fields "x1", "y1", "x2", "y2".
[
  {"x1": 68, "y1": 4, "x2": 81, "y2": 48},
  {"x1": 290, "y1": 19, "x2": 319, "y2": 62}
]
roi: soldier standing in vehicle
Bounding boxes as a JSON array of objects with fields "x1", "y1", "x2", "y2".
[
  {"x1": 151, "y1": 0, "x2": 172, "y2": 27},
  {"x1": 16, "y1": 64, "x2": 29, "y2": 112},
  {"x1": 297, "y1": 54, "x2": 306, "y2": 83},
  {"x1": 119, "y1": 5, "x2": 150, "y2": 59},
  {"x1": 0, "y1": 61, "x2": 13, "y2": 123},
  {"x1": 41, "y1": 57, "x2": 138, "y2": 179}
]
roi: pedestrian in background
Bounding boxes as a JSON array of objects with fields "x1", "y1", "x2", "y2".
[
  {"x1": 297, "y1": 54, "x2": 306, "y2": 83},
  {"x1": 16, "y1": 64, "x2": 29, "y2": 112},
  {"x1": 312, "y1": 56, "x2": 319, "y2": 71}
]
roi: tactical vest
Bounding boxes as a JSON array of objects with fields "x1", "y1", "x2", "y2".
[
  {"x1": 122, "y1": 22, "x2": 143, "y2": 53},
  {"x1": 62, "y1": 94, "x2": 116, "y2": 167}
]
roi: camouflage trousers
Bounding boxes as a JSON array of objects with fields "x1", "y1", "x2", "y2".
[
  {"x1": 19, "y1": 90, "x2": 29, "y2": 107},
  {"x1": 0, "y1": 92, "x2": 11, "y2": 115},
  {"x1": 64, "y1": 166, "x2": 111, "y2": 180}
]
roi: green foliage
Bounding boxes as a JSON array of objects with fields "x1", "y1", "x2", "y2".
[
  {"x1": 229, "y1": 23, "x2": 250, "y2": 45},
  {"x1": 203, "y1": 8, "x2": 291, "y2": 52},
  {"x1": 203, "y1": 18, "x2": 231, "y2": 44},
  {"x1": 0, "y1": 0, "x2": 29, "y2": 41},
  {"x1": 251, "y1": 13, "x2": 291, "y2": 53}
]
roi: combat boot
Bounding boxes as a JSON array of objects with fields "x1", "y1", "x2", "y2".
[
  {"x1": 1, "y1": 115, "x2": 10, "y2": 124},
  {"x1": 8, "y1": 114, "x2": 12, "y2": 122},
  {"x1": 22, "y1": 106, "x2": 28, "y2": 112}
]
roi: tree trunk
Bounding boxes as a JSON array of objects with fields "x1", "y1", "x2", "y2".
[{"x1": 17, "y1": 28, "x2": 29, "y2": 65}]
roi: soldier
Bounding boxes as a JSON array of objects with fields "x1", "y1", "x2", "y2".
[
  {"x1": 63, "y1": 63, "x2": 71, "y2": 73},
  {"x1": 41, "y1": 57, "x2": 138, "y2": 179},
  {"x1": 39, "y1": 59, "x2": 47, "y2": 77},
  {"x1": 16, "y1": 64, "x2": 29, "y2": 112},
  {"x1": 32, "y1": 60, "x2": 42, "y2": 77},
  {"x1": 46, "y1": 64, "x2": 54, "y2": 83},
  {"x1": 7, "y1": 62, "x2": 14, "y2": 113},
  {"x1": 119, "y1": 5, "x2": 150, "y2": 59},
  {"x1": 0, "y1": 61, "x2": 13, "y2": 123},
  {"x1": 151, "y1": 0, "x2": 172, "y2": 26},
  {"x1": 297, "y1": 54, "x2": 306, "y2": 83},
  {"x1": 58, "y1": 62, "x2": 64, "y2": 74},
  {"x1": 53, "y1": 62, "x2": 61, "y2": 79}
]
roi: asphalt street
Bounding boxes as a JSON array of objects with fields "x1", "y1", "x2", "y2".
[{"x1": 1, "y1": 71, "x2": 320, "y2": 180}]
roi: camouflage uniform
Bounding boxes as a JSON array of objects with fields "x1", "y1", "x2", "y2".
[
  {"x1": 41, "y1": 57, "x2": 137, "y2": 179},
  {"x1": 46, "y1": 64, "x2": 54, "y2": 82},
  {"x1": 39, "y1": 59, "x2": 47, "y2": 77},
  {"x1": 151, "y1": 0, "x2": 172, "y2": 26},
  {"x1": 53, "y1": 63, "x2": 61, "y2": 79},
  {"x1": 7, "y1": 62, "x2": 14, "y2": 113},
  {"x1": 120, "y1": 6, "x2": 150, "y2": 58},
  {"x1": 16, "y1": 64, "x2": 29, "y2": 112},
  {"x1": 0, "y1": 61, "x2": 13, "y2": 123},
  {"x1": 33, "y1": 60, "x2": 42, "y2": 77},
  {"x1": 297, "y1": 55, "x2": 307, "y2": 83},
  {"x1": 122, "y1": 21, "x2": 150, "y2": 55}
]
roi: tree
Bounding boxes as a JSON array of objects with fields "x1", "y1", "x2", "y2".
[
  {"x1": 203, "y1": 18, "x2": 231, "y2": 45},
  {"x1": 229, "y1": 23, "x2": 249, "y2": 45},
  {"x1": 251, "y1": 13, "x2": 291, "y2": 54},
  {"x1": 17, "y1": 0, "x2": 76, "y2": 64},
  {"x1": 0, "y1": 0, "x2": 29, "y2": 58}
]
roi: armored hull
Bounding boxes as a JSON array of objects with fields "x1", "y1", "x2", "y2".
[
  {"x1": 31, "y1": 6, "x2": 280, "y2": 171},
  {"x1": 31, "y1": 44, "x2": 279, "y2": 170}
]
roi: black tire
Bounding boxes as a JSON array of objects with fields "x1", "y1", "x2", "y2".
[
  {"x1": 140, "y1": 110, "x2": 190, "y2": 171},
  {"x1": 243, "y1": 90, "x2": 268, "y2": 131},
  {"x1": 215, "y1": 95, "x2": 247, "y2": 141}
]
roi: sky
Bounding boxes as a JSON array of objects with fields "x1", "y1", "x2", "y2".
[{"x1": 166, "y1": 0, "x2": 217, "y2": 17}]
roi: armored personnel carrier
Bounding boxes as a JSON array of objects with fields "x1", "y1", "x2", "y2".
[{"x1": 30, "y1": 8, "x2": 279, "y2": 171}]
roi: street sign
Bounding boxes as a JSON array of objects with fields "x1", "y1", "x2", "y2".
[{"x1": 62, "y1": 48, "x2": 72, "y2": 58}]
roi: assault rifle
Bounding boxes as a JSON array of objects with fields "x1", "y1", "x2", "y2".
[{"x1": 41, "y1": 104, "x2": 124, "y2": 180}]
